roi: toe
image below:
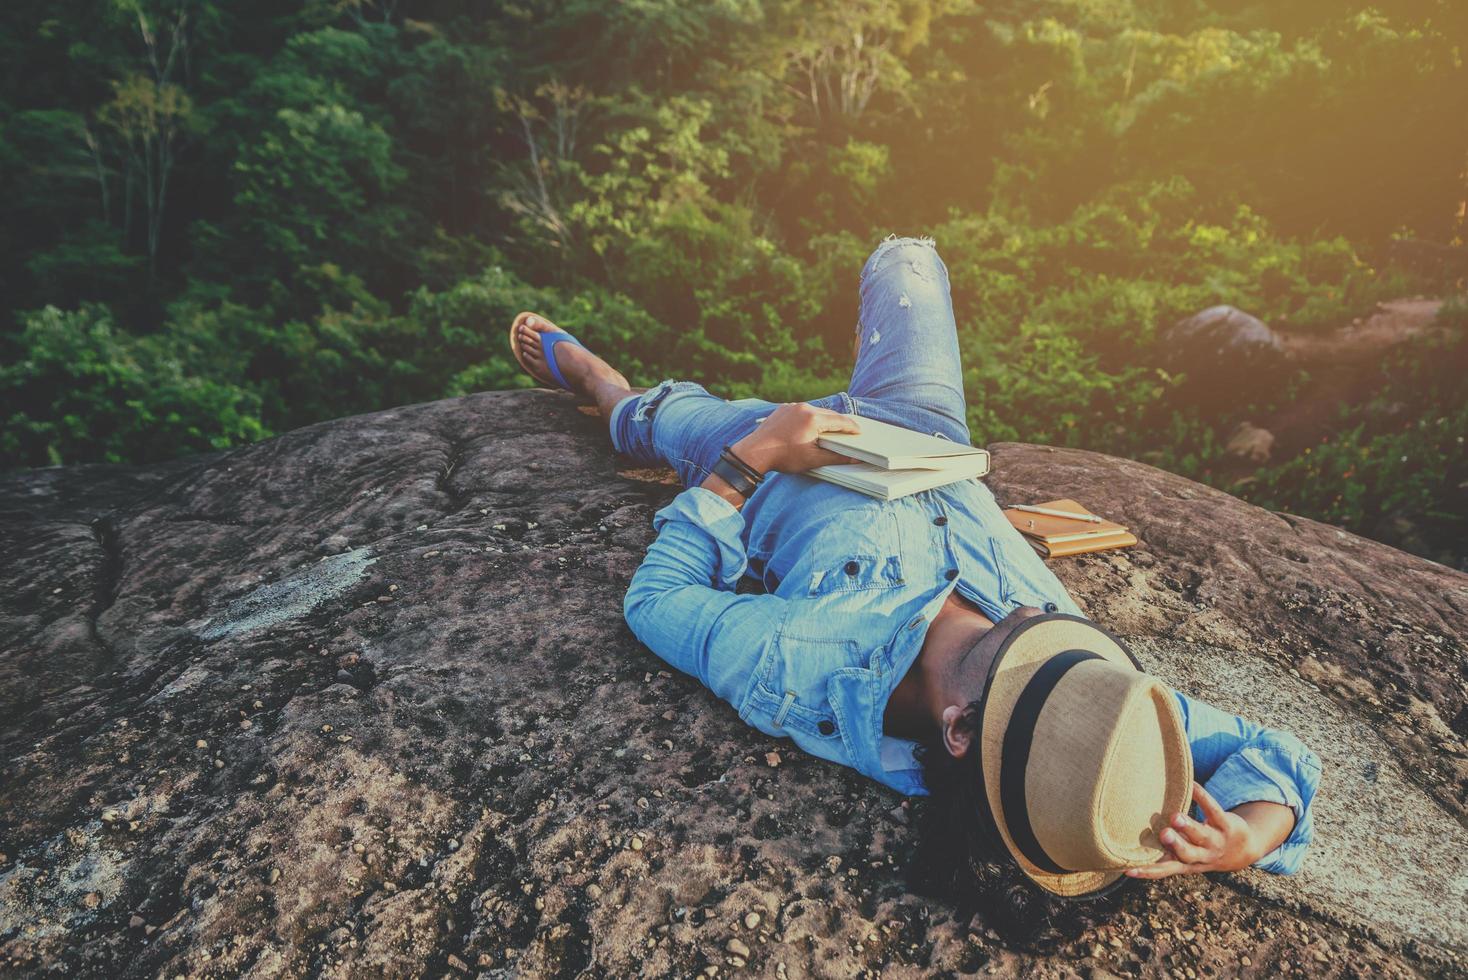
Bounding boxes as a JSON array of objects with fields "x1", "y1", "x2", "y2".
[{"x1": 513, "y1": 313, "x2": 572, "y2": 387}]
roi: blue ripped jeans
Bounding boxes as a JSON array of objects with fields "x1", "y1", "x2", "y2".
[{"x1": 608, "y1": 236, "x2": 970, "y2": 485}]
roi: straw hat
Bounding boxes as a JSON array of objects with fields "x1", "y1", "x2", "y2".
[{"x1": 972, "y1": 614, "x2": 1193, "y2": 898}]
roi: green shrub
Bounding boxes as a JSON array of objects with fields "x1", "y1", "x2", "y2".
[
  {"x1": 1243, "y1": 303, "x2": 1468, "y2": 542},
  {"x1": 0, "y1": 305, "x2": 267, "y2": 467}
]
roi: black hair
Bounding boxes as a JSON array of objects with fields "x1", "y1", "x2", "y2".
[{"x1": 906, "y1": 698, "x2": 1127, "y2": 951}]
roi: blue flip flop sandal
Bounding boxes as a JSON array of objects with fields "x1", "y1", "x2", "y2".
[{"x1": 508, "y1": 311, "x2": 588, "y2": 392}]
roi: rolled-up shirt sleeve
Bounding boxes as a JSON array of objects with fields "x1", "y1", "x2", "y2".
[
  {"x1": 1173, "y1": 691, "x2": 1323, "y2": 875},
  {"x1": 623, "y1": 487, "x2": 787, "y2": 712}
]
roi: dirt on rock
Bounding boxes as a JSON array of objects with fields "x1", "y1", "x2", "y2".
[
  {"x1": 1, "y1": 389, "x2": 1465, "y2": 978},
  {"x1": 1270, "y1": 297, "x2": 1447, "y2": 458},
  {"x1": 1216, "y1": 297, "x2": 1448, "y2": 470}
]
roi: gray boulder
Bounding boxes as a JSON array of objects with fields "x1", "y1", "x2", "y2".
[
  {"x1": 1, "y1": 390, "x2": 1464, "y2": 977},
  {"x1": 1161, "y1": 305, "x2": 1289, "y2": 401}
]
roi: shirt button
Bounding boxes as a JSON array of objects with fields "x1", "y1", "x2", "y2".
[
  {"x1": 933, "y1": 515, "x2": 948, "y2": 526},
  {"x1": 844, "y1": 560, "x2": 860, "y2": 576},
  {"x1": 944, "y1": 569, "x2": 958, "y2": 581},
  {"x1": 1044, "y1": 601, "x2": 1059, "y2": 613},
  {"x1": 818, "y1": 719, "x2": 836, "y2": 736}
]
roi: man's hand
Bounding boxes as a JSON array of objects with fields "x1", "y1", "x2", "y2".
[
  {"x1": 1124, "y1": 782, "x2": 1294, "y2": 880},
  {"x1": 730, "y1": 403, "x2": 861, "y2": 475}
]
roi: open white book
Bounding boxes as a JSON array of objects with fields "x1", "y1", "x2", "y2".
[{"x1": 808, "y1": 415, "x2": 990, "y2": 500}]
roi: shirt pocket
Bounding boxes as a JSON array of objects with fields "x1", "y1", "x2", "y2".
[{"x1": 804, "y1": 553, "x2": 905, "y2": 596}]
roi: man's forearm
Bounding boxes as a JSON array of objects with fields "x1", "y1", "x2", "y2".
[
  {"x1": 699, "y1": 431, "x2": 776, "y2": 510},
  {"x1": 699, "y1": 470, "x2": 748, "y2": 510},
  {"x1": 1233, "y1": 800, "x2": 1296, "y2": 866}
]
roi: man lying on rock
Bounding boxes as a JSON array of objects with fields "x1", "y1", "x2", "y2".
[{"x1": 508, "y1": 235, "x2": 1322, "y2": 914}]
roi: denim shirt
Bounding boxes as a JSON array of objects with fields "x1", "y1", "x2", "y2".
[{"x1": 623, "y1": 478, "x2": 1320, "y2": 874}]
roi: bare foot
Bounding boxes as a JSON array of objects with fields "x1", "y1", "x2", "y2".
[{"x1": 516, "y1": 315, "x2": 630, "y2": 398}]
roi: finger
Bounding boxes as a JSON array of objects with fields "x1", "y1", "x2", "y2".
[
  {"x1": 1124, "y1": 860, "x2": 1192, "y2": 880},
  {"x1": 1192, "y1": 782, "x2": 1229, "y2": 825},
  {"x1": 810, "y1": 448, "x2": 859, "y2": 467},
  {"x1": 1170, "y1": 812, "x2": 1220, "y2": 848},
  {"x1": 809, "y1": 409, "x2": 862, "y2": 433},
  {"x1": 1158, "y1": 828, "x2": 1210, "y2": 865}
]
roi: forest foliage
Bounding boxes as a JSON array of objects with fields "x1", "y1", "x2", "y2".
[{"x1": 1, "y1": 0, "x2": 1465, "y2": 560}]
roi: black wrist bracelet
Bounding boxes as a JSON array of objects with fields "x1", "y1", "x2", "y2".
[
  {"x1": 711, "y1": 455, "x2": 760, "y2": 499},
  {"x1": 720, "y1": 444, "x2": 765, "y2": 483}
]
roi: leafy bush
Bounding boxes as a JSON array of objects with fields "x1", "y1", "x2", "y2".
[
  {"x1": 1243, "y1": 301, "x2": 1468, "y2": 554},
  {"x1": 0, "y1": 306, "x2": 266, "y2": 466},
  {"x1": 0, "y1": 0, "x2": 1464, "y2": 562}
]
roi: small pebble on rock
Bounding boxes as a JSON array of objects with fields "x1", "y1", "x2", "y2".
[
  {"x1": 726, "y1": 938, "x2": 751, "y2": 958},
  {"x1": 744, "y1": 912, "x2": 761, "y2": 929}
]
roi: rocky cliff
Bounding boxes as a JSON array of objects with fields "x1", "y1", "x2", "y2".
[{"x1": 1, "y1": 389, "x2": 1465, "y2": 978}]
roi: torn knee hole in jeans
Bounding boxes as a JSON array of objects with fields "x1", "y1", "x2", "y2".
[
  {"x1": 630, "y1": 379, "x2": 698, "y2": 423},
  {"x1": 864, "y1": 237, "x2": 940, "y2": 285},
  {"x1": 880, "y1": 233, "x2": 937, "y2": 247}
]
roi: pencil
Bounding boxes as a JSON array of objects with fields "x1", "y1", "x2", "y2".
[{"x1": 1011, "y1": 504, "x2": 1104, "y2": 524}]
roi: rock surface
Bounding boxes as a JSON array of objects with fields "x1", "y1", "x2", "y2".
[{"x1": 2, "y1": 389, "x2": 1465, "y2": 978}]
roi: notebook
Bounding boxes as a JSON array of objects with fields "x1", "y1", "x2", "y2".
[
  {"x1": 1001, "y1": 498, "x2": 1137, "y2": 558},
  {"x1": 806, "y1": 414, "x2": 990, "y2": 500},
  {"x1": 808, "y1": 453, "x2": 991, "y2": 501},
  {"x1": 816, "y1": 415, "x2": 989, "y2": 470}
]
